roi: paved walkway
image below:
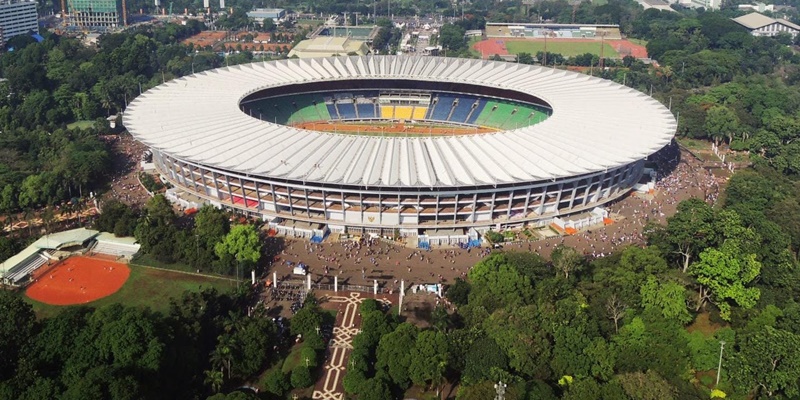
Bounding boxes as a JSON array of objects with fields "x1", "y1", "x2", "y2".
[{"x1": 312, "y1": 291, "x2": 394, "y2": 400}]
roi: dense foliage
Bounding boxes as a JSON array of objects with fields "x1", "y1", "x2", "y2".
[
  {"x1": 0, "y1": 288, "x2": 277, "y2": 399},
  {"x1": 126, "y1": 196, "x2": 264, "y2": 276}
]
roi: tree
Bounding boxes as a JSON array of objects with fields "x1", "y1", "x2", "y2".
[
  {"x1": 616, "y1": 370, "x2": 677, "y2": 400},
  {"x1": 550, "y1": 245, "x2": 583, "y2": 279},
  {"x1": 17, "y1": 174, "x2": 43, "y2": 209},
  {"x1": 729, "y1": 326, "x2": 800, "y2": 397},
  {"x1": 647, "y1": 198, "x2": 716, "y2": 273},
  {"x1": 189, "y1": 206, "x2": 230, "y2": 270},
  {"x1": 41, "y1": 206, "x2": 55, "y2": 235},
  {"x1": 214, "y1": 224, "x2": 261, "y2": 271},
  {"x1": 467, "y1": 253, "x2": 534, "y2": 311},
  {"x1": 517, "y1": 52, "x2": 534, "y2": 64},
  {"x1": 290, "y1": 365, "x2": 313, "y2": 388},
  {"x1": 376, "y1": 322, "x2": 418, "y2": 388},
  {"x1": 408, "y1": 330, "x2": 449, "y2": 392},
  {"x1": 483, "y1": 305, "x2": 552, "y2": 380},
  {"x1": 290, "y1": 300, "x2": 324, "y2": 338},
  {"x1": 135, "y1": 195, "x2": 180, "y2": 262},
  {"x1": 689, "y1": 241, "x2": 761, "y2": 320},
  {"x1": 263, "y1": 369, "x2": 290, "y2": 396},
  {"x1": 438, "y1": 24, "x2": 467, "y2": 53},
  {"x1": 705, "y1": 105, "x2": 739, "y2": 145},
  {"x1": 229, "y1": 317, "x2": 277, "y2": 377},
  {"x1": 461, "y1": 336, "x2": 508, "y2": 385},
  {"x1": 605, "y1": 293, "x2": 627, "y2": 334},
  {"x1": 203, "y1": 369, "x2": 223, "y2": 393},
  {"x1": 445, "y1": 278, "x2": 471, "y2": 306},
  {"x1": 0, "y1": 292, "x2": 36, "y2": 380},
  {"x1": 640, "y1": 277, "x2": 691, "y2": 325},
  {"x1": 359, "y1": 378, "x2": 392, "y2": 400}
]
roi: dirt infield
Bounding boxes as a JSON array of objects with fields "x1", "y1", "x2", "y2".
[
  {"x1": 26, "y1": 256, "x2": 130, "y2": 306},
  {"x1": 473, "y1": 38, "x2": 648, "y2": 59},
  {"x1": 293, "y1": 121, "x2": 498, "y2": 136}
]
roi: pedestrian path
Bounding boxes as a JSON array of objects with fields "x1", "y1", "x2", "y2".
[{"x1": 312, "y1": 292, "x2": 392, "y2": 400}]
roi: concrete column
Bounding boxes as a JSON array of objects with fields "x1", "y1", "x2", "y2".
[
  {"x1": 273, "y1": 272, "x2": 277, "y2": 288},
  {"x1": 399, "y1": 279, "x2": 404, "y2": 316},
  {"x1": 334, "y1": 275, "x2": 338, "y2": 293},
  {"x1": 251, "y1": 270, "x2": 255, "y2": 285},
  {"x1": 373, "y1": 279, "x2": 378, "y2": 295},
  {"x1": 307, "y1": 274, "x2": 312, "y2": 291}
]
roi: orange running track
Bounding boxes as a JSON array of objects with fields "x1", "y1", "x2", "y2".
[{"x1": 26, "y1": 256, "x2": 130, "y2": 305}]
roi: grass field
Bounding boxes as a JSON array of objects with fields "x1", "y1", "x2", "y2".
[
  {"x1": 505, "y1": 40, "x2": 619, "y2": 58},
  {"x1": 67, "y1": 120, "x2": 95, "y2": 130},
  {"x1": 25, "y1": 264, "x2": 236, "y2": 319}
]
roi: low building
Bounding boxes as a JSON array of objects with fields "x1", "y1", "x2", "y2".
[
  {"x1": 288, "y1": 36, "x2": 370, "y2": 58},
  {"x1": 0, "y1": 0, "x2": 38, "y2": 42},
  {"x1": 732, "y1": 12, "x2": 800, "y2": 37},
  {"x1": 247, "y1": 8, "x2": 285, "y2": 22},
  {"x1": 738, "y1": 2, "x2": 774, "y2": 13}
]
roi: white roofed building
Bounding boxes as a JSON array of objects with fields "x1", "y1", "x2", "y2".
[
  {"x1": 124, "y1": 56, "x2": 675, "y2": 235},
  {"x1": 732, "y1": 12, "x2": 800, "y2": 37},
  {"x1": 288, "y1": 37, "x2": 370, "y2": 58}
]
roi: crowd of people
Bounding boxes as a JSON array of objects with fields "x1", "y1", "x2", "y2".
[
  {"x1": 266, "y1": 144, "x2": 726, "y2": 296},
  {"x1": 105, "y1": 134, "x2": 152, "y2": 207}
]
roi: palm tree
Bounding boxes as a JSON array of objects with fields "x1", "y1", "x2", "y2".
[
  {"x1": 74, "y1": 200, "x2": 85, "y2": 226},
  {"x1": 23, "y1": 209, "x2": 34, "y2": 237},
  {"x1": 203, "y1": 369, "x2": 224, "y2": 393},
  {"x1": 42, "y1": 206, "x2": 55, "y2": 235},
  {"x1": 210, "y1": 337, "x2": 234, "y2": 380}
]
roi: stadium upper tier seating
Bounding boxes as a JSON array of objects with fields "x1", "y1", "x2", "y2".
[{"x1": 248, "y1": 91, "x2": 549, "y2": 129}]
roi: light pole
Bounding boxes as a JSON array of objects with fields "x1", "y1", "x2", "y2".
[
  {"x1": 494, "y1": 381, "x2": 507, "y2": 400},
  {"x1": 716, "y1": 340, "x2": 726, "y2": 385}
]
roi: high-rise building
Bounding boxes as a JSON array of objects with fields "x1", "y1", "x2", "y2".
[
  {"x1": 69, "y1": 0, "x2": 125, "y2": 30},
  {"x1": 0, "y1": 0, "x2": 38, "y2": 41}
]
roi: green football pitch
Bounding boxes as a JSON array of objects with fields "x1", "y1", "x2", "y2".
[{"x1": 504, "y1": 40, "x2": 619, "y2": 58}]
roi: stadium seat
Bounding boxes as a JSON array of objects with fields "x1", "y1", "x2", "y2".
[
  {"x1": 381, "y1": 106, "x2": 395, "y2": 119},
  {"x1": 356, "y1": 103, "x2": 376, "y2": 119},
  {"x1": 430, "y1": 94, "x2": 457, "y2": 121},
  {"x1": 449, "y1": 98, "x2": 475, "y2": 123},
  {"x1": 338, "y1": 102, "x2": 357, "y2": 119},
  {"x1": 412, "y1": 106, "x2": 427, "y2": 120},
  {"x1": 327, "y1": 103, "x2": 340, "y2": 119},
  {"x1": 466, "y1": 99, "x2": 488, "y2": 124},
  {"x1": 394, "y1": 106, "x2": 413, "y2": 120}
]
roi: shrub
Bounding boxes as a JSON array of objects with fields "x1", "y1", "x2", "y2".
[
  {"x1": 290, "y1": 366, "x2": 313, "y2": 388},
  {"x1": 263, "y1": 369, "x2": 290, "y2": 396},
  {"x1": 484, "y1": 230, "x2": 504, "y2": 243}
]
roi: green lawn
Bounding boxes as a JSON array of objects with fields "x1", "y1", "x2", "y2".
[
  {"x1": 628, "y1": 38, "x2": 649, "y2": 47},
  {"x1": 676, "y1": 137, "x2": 710, "y2": 151},
  {"x1": 25, "y1": 264, "x2": 236, "y2": 319},
  {"x1": 505, "y1": 40, "x2": 619, "y2": 58},
  {"x1": 66, "y1": 120, "x2": 95, "y2": 130}
]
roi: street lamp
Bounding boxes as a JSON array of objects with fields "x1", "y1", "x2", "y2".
[{"x1": 716, "y1": 340, "x2": 726, "y2": 385}]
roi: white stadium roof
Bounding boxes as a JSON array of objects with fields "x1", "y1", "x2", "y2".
[{"x1": 124, "y1": 56, "x2": 676, "y2": 188}]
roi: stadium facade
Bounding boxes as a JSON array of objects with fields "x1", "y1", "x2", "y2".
[{"x1": 124, "y1": 56, "x2": 675, "y2": 236}]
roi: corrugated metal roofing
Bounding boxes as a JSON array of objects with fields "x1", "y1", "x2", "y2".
[{"x1": 123, "y1": 56, "x2": 675, "y2": 188}]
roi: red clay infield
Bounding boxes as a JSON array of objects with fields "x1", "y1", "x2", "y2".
[{"x1": 26, "y1": 256, "x2": 130, "y2": 305}]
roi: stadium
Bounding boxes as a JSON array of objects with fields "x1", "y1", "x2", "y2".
[{"x1": 123, "y1": 56, "x2": 676, "y2": 240}]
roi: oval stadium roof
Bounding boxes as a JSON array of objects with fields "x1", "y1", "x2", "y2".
[{"x1": 123, "y1": 56, "x2": 676, "y2": 188}]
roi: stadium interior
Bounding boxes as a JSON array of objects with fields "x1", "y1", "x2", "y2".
[{"x1": 240, "y1": 81, "x2": 552, "y2": 133}]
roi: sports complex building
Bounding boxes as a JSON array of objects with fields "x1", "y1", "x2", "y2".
[{"x1": 124, "y1": 56, "x2": 675, "y2": 240}]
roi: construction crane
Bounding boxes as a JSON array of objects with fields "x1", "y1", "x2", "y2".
[{"x1": 60, "y1": 0, "x2": 68, "y2": 28}]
